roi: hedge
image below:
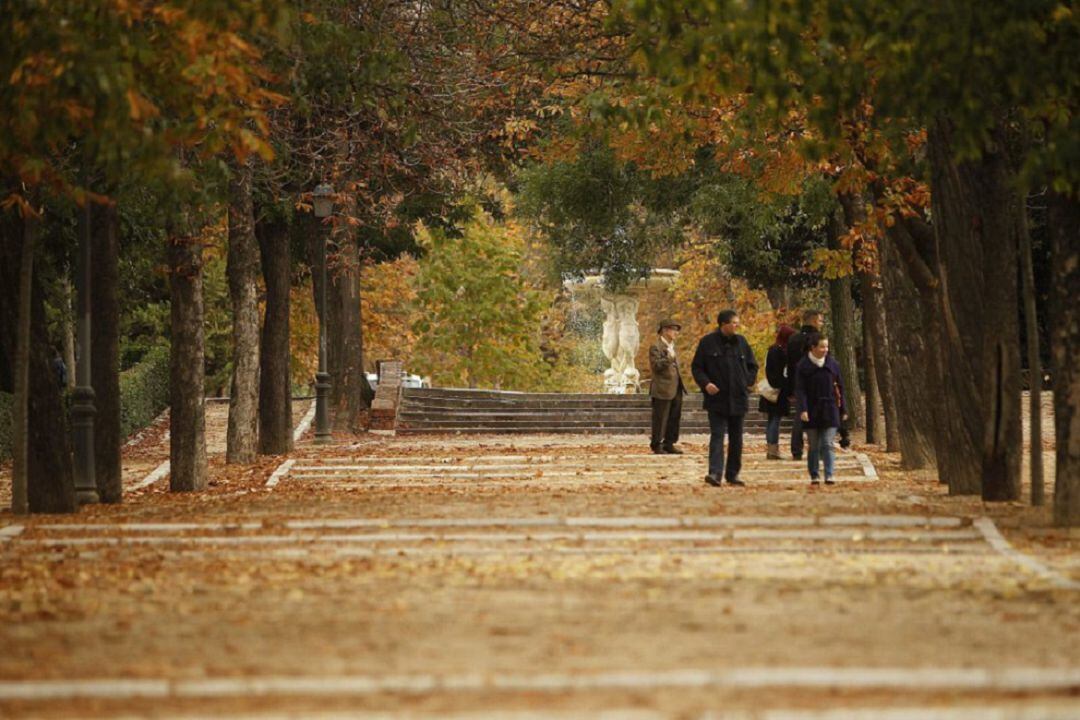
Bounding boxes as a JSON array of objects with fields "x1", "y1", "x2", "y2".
[
  {"x1": 0, "y1": 344, "x2": 171, "y2": 462},
  {"x1": 119, "y1": 344, "x2": 171, "y2": 440}
]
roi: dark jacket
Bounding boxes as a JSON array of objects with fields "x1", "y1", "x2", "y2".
[
  {"x1": 795, "y1": 354, "x2": 845, "y2": 430},
  {"x1": 785, "y1": 324, "x2": 818, "y2": 397},
  {"x1": 691, "y1": 331, "x2": 759, "y2": 416},
  {"x1": 758, "y1": 345, "x2": 790, "y2": 416}
]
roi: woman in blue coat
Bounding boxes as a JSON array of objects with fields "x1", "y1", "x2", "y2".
[{"x1": 794, "y1": 334, "x2": 847, "y2": 485}]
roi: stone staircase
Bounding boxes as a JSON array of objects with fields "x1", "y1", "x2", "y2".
[{"x1": 396, "y1": 387, "x2": 791, "y2": 435}]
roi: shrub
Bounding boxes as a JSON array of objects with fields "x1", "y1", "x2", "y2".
[
  {"x1": 0, "y1": 346, "x2": 170, "y2": 462},
  {"x1": 119, "y1": 344, "x2": 171, "y2": 440}
]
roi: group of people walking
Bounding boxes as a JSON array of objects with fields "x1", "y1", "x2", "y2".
[{"x1": 648, "y1": 309, "x2": 848, "y2": 486}]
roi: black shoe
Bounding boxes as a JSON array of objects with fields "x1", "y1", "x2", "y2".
[
  {"x1": 725, "y1": 477, "x2": 745, "y2": 487},
  {"x1": 792, "y1": 454, "x2": 803, "y2": 461},
  {"x1": 824, "y1": 478, "x2": 836, "y2": 485},
  {"x1": 810, "y1": 477, "x2": 821, "y2": 485},
  {"x1": 651, "y1": 446, "x2": 664, "y2": 455},
  {"x1": 663, "y1": 446, "x2": 684, "y2": 455},
  {"x1": 704, "y1": 475, "x2": 722, "y2": 487}
]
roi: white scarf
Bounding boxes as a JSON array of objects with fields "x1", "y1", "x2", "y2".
[
  {"x1": 809, "y1": 352, "x2": 826, "y2": 368},
  {"x1": 661, "y1": 337, "x2": 676, "y2": 358}
]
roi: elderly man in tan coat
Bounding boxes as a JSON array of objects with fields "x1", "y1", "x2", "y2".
[{"x1": 649, "y1": 319, "x2": 687, "y2": 454}]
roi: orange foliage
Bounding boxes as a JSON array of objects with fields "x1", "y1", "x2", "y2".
[
  {"x1": 361, "y1": 254, "x2": 421, "y2": 372},
  {"x1": 667, "y1": 242, "x2": 800, "y2": 371}
]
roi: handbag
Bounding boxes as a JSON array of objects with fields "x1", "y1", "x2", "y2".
[{"x1": 756, "y1": 376, "x2": 781, "y2": 403}]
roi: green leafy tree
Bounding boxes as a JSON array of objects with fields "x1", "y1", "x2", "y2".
[{"x1": 411, "y1": 207, "x2": 548, "y2": 389}]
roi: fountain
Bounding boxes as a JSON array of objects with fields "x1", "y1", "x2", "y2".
[{"x1": 565, "y1": 269, "x2": 680, "y2": 394}]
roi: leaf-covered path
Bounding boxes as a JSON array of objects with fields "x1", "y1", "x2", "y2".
[{"x1": 1, "y1": 415, "x2": 1078, "y2": 718}]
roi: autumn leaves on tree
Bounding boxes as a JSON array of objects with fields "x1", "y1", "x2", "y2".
[{"x1": 1, "y1": 1, "x2": 1077, "y2": 524}]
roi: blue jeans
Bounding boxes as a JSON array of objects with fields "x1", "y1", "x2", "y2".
[
  {"x1": 791, "y1": 412, "x2": 805, "y2": 458},
  {"x1": 807, "y1": 427, "x2": 838, "y2": 480},
  {"x1": 707, "y1": 411, "x2": 744, "y2": 480},
  {"x1": 765, "y1": 412, "x2": 782, "y2": 445}
]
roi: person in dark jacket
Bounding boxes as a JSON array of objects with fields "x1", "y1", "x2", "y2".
[
  {"x1": 691, "y1": 309, "x2": 759, "y2": 487},
  {"x1": 785, "y1": 309, "x2": 824, "y2": 460},
  {"x1": 794, "y1": 334, "x2": 847, "y2": 485},
  {"x1": 759, "y1": 324, "x2": 796, "y2": 460}
]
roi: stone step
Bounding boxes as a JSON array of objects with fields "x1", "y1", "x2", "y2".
[
  {"x1": 402, "y1": 388, "x2": 773, "y2": 403},
  {"x1": 398, "y1": 408, "x2": 782, "y2": 421},
  {"x1": 395, "y1": 388, "x2": 792, "y2": 434}
]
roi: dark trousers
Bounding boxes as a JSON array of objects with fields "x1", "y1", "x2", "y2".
[
  {"x1": 706, "y1": 411, "x2": 744, "y2": 480},
  {"x1": 791, "y1": 412, "x2": 805, "y2": 458},
  {"x1": 650, "y1": 393, "x2": 683, "y2": 450}
]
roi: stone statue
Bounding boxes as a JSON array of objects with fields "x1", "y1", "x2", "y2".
[{"x1": 600, "y1": 293, "x2": 641, "y2": 393}]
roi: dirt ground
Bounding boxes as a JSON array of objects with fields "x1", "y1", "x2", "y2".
[{"x1": 0, "y1": 397, "x2": 1077, "y2": 718}]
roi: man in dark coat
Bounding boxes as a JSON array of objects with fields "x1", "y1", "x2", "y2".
[
  {"x1": 785, "y1": 309, "x2": 824, "y2": 460},
  {"x1": 649, "y1": 319, "x2": 687, "y2": 454},
  {"x1": 691, "y1": 309, "x2": 759, "y2": 487}
]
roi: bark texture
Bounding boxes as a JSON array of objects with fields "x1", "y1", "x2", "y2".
[
  {"x1": 11, "y1": 212, "x2": 34, "y2": 514},
  {"x1": 826, "y1": 214, "x2": 864, "y2": 429},
  {"x1": 862, "y1": 315, "x2": 881, "y2": 445},
  {"x1": 1049, "y1": 190, "x2": 1079, "y2": 526},
  {"x1": 879, "y1": 225, "x2": 938, "y2": 469},
  {"x1": 1018, "y1": 204, "x2": 1044, "y2": 506},
  {"x1": 861, "y1": 273, "x2": 900, "y2": 451},
  {"x1": 0, "y1": 212, "x2": 76, "y2": 513},
  {"x1": 256, "y1": 216, "x2": 293, "y2": 455},
  {"x1": 226, "y1": 163, "x2": 261, "y2": 464},
  {"x1": 168, "y1": 227, "x2": 208, "y2": 492},
  {"x1": 839, "y1": 191, "x2": 901, "y2": 451},
  {"x1": 927, "y1": 117, "x2": 1022, "y2": 500},
  {"x1": 91, "y1": 202, "x2": 122, "y2": 503},
  {"x1": 62, "y1": 276, "x2": 76, "y2": 390},
  {"x1": 310, "y1": 211, "x2": 371, "y2": 434}
]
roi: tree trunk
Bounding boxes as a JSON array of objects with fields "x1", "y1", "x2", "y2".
[
  {"x1": 1048, "y1": 190, "x2": 1079, "y2": 526},
  {"x1": 765, "y1": 285, "x2": 791, "y2": 312},
  {"x1": 330, "y1": 231, "x2": 365, "y2": 431},
  {"x1": 0, "y1": 210, "x2": 77, "y2": 513},
  {"x1": 226, "y1": 163, "x2": 261, "y2": 464},
  {"x1": 862, "y1": 314, "x2": 880, "y2": 445},
  {"x1": 861, "y1": 273, "x2": 901, "y2": 451},
  {"x1": 168, "y1": 225, "x2": 207, "y2": 492},
  {"x1": 879, "y1": 226, "x2": 938, "y2": 469},
  {"x1": 927, "y1": 117, "x2": 1022, "y2": 500},
  {"x1": 256, "y1": 215, "x2": 293, "y2": 455},
  {"x1": 91, "y1": 202, "x2": 122, "y2": 503},
  {"x1": 1018, "y1": 200, "x2": 1044, "y2": 506},
  {"x1": 11, "y1": 211, "x2": 34, "y2": 515},
  {"x1": 826, "y1": 214, "x2": 864, "y2": 430},
  {"x1": 62, "y1": 275, "x2": 76, "y2": 390},
  {"x1": 839, "y1": 191, "x2": 901, "y2": 451}
]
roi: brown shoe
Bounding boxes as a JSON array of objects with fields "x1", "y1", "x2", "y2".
[
  {"x1": 663, "y1": 446, "x2": 684, "y2": 455},
  {"x1": 726, "y1": 477, "x2": 746, "y2": 487}
]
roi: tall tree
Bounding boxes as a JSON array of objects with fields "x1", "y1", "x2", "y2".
[
  {"x1": 1049, "y1": 191, "x2": 1080, "y2": 525},
  {"x1": 91, "y1": 201, "x2": 122, "y2": 503},
  {"x1": 168, "y1": 215, "x2": 208, "y2": 493},
  {"x1": 256, "y1": 213, "x2": 293, "y2": 455},
  {"x1": 226, "y1": 162, "x2": 261, "y2": 463},
  {"x1": 621, "y1": 0, "x2": 1076, "y2": 507}
]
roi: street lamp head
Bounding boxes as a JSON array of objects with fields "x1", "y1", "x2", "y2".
[{"x1": 313, "y1": 183, "x2": 334, "y2": 218}]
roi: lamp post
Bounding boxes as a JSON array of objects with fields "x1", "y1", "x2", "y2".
[
  {"x1": 72, "y1": 200, "x2": 100, "y2": 504},
  {"x1": 312, "y1": 183, "x2": 334, "y2": 445}
]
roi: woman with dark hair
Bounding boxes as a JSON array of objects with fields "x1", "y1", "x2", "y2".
[
  {"x1": 794, "y1": 334, "x2": 847, "y2": 485},
  {"x1": 759, "y1": 324, "x2": 796, "y2": 459}
]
